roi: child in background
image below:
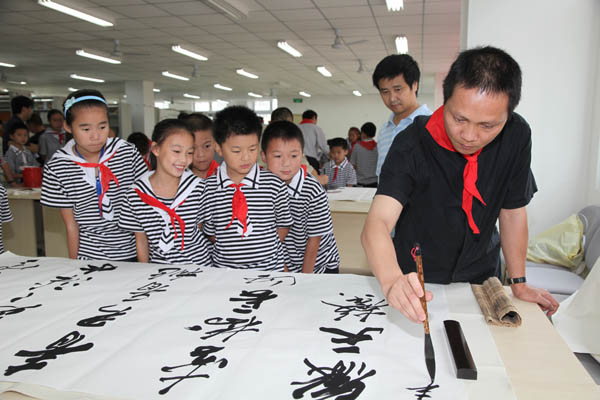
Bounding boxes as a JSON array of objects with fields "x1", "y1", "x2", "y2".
[
  {"x1": 5, "y1": 122, "x2": 39, "y2": 183},
  {"x1": 350, "y1": 122, "x2": 378, "y2": 188},
  {"x1": 39, "y1": 109, "x2": 66, "y2": 164},
  {"x1": 321, "y1": 138, "x2": 357, "y2": 189},
  {"x1": 26, "y1": 113, "x2": 45, "y2": 162},
  {"x1": 127, "y1": 132, "x2": 152, "y2": 170},
  {"x1": 187, "y1": 113, "x2": 219, "y2": 179},
  {"x1": 41, "y1": 89, "x2": 147, "y2": 261},
  {"x1": 347, "y1": 126, "x2": 360, "y2": 157},
  {"x1": 262, "y1": 121, "x2": 340, "y2": 273},
  {"x1": 202, "y1": 106, "x2": 293, "y2": 271},
  {"x1": 119, "y1": 119, "x2": 212, "y2": 265},
  {"x1": 0, "y1": 184, "x2": 13, "y2": 253}
]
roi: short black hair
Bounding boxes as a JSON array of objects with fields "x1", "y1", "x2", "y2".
[
  {"x1": 327, "y1": 137, "x2": 348, "y2": 151},
  {"x1": 360, "y1": 122, "x2": 376, "y2": 138},
  {"x1": 11, "y1": 95, "x2": 33, "y2": 115},
  {"x1": 177, "y1": 112, "x2": 189, "y2": 120},
  {"x1": 213, "y1": 105, "x2": 262, "y2": 145},
  {"x1": 271, "y1": 107, "x2": 293, "y2": 122},
  {"x1": 184, "y1": 113, "x2": 213, "y2": 132},
  {"x1": 47, "y1": 109, "x2": 62, "y2": 121},
  {"x1": 372, "y1": 54, "x2": 421, "y2": 95},
  {"x1": 443, "y1": 46, "x2": 522, "y2": 114},
  {"x1": 261, "y1": 120, "x2": 304, "y2": 153},
  {"x1": 63, "y1": 89, "x2": 108, "y2": 125},
  {"x1": 8, "y1": 121, "x2": 28, "y2": 137},
  {"x1": 127, "y1": 131, "x2": 150, "y2": 155},
  {"x1": 302, "y1": 110, "x2": 317, "y2": 120},
  {"x1": 27, "y1": 113, "x2": 44, "y2": 127}
]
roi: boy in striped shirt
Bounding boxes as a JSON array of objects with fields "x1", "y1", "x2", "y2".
[
  {"x1": 201, "y1": 106, "x2": 293, "y2": 271},
  {"x1": 262, "y1": 121, "x2": 340, "y2": 273},
  {"x1": 321, "y1": 138, "x2": 357, "y2": 190}
]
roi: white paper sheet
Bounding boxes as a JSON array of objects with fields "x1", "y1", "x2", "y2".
[
  {"x1": 326, "y1": 187, "x2": 376, "y2": 202},
  {"x1": 0, "y1": 253, "x2": 513, "y2": 400}
]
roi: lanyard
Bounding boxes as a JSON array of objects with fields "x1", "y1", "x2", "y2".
[{"x1": 74, "y1": 145, "x2": 106, "y2": 209}]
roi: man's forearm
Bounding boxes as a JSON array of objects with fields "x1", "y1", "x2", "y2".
[{"x1": 499, "y1": 207, "x2": 528, "y2": 279}]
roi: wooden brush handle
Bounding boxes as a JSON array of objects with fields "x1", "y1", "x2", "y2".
[{"x1": 415, "y1": 253, "x2": 430, "y2": 334}]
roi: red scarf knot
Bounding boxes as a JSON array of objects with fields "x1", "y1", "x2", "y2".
[
  {"x1": 206, "y1": 160, "x2": 219, "y2": 178},
  {"x1": 300, "y1": 119, "x2": 314, "y2": 125},
  {"x1": 300, "y1": 164, "x2": 308, "y2": 177},
  {"x1": 134, "y1": 188, "x2": 186, "y2": 250},
  {"x1": 73, "y1": 151, "x2": 120, "y2": 214},
  {"x1": 332, "y1": 165, "x2": 339, "y2": 182},
  {"x1": 425, "y1": 106, "x2": 486, "y2": 235},
  {"x1": 358, "y1": 140, "x2": 377, "y2": 151},
  {"x1": 226, "y1": 183, "x2": 248, "y2": 237}
]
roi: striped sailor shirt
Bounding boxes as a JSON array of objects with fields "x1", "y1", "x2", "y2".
[
  {"x1": 284, "y1": 167, "x2": 339, "y2": 273},
  {"x1": 0, "y1": 185, "x2": 13, "y2": 253},
  {"x1": 119, "y1": 170, "x2": 212, "y2": 266},
  {"x1": 41, "y1": 138, "x2": 147, "y2": 260},
  {"x1": 202, "y1": 162, "x2": 293, "y2": 271},
  {"x1": 322, "y1": 158, "x2": 357, "y2": 190}
]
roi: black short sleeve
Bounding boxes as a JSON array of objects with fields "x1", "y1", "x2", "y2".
[{"x1": 502, "y1": 124, "x2": 538, "y2": 209}]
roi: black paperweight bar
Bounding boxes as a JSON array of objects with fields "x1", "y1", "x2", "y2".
[{"x1": 444, "y1": 320, "x2": 477, "y2": 380}]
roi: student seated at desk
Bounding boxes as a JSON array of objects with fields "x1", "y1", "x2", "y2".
[
  {"x1": 41, "y1": 89, "x2": 147, "y2": 261},
  {"x1": 261, "y1": 120, "x2": 340, "y2": 274},
  {"x1": 0, "y1": 184, "x2": 13, "y2": 253},
  {"x1": 119, "y1": 119, "x2": 212, "y2": 266},
  {"x1": 5, "y1": 122, "x2": 39, "y2": 183},
  {"x1": 321, "y1": 138, "x2": 357, "y2": 190},
  {"x1": 201, "y1": 106, "x2": 293, "y2": 271}
]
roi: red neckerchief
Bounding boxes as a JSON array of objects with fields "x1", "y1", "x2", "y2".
[
  {"x1": 300, "y1": 164, "x2": 307, "y2": 177},
  {"x1": 226, "y1": 183, "x2": 248, "y2": 237},
  {"x1": 73, "y1": 151, "x2": 119, "y2": 215},
  {"x1": 300, "y1": 119, "x2": 314, "y2": 125},
  {"x1": 425, "y1": 106, "x2": 487, "y2": 235},
  {"x1": 332, "y1": 165, "x2": 339, "y2": 182},
  {"x1": 143, "y1": 154, "x2": 151, "y2": 170},
  {"x1": 206, "y1": 160, "x2": 219, "y2": 178},
  {"x1": 358, "y1": 140, "x2": 376, "y2": 150},
  {"x1": 134, "y1": 188, "x2": 186, "y2": 250}
]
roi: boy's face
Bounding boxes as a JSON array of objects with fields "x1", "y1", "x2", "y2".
[
  {"x1": 261, "y1": 138, "x2": 303, "y2": 184},
  {"x1": 49, "y1": 113, "x2": 64, "y2": 132},
  {"x1": 12, "y1": 128, "x2": 29, "y2": 146},
  {"x1": 329, "y1": 146, "x2": 348, "y2": 165},
  {"x1": 192, "y1": 129, "x2": 215, "y2": 172},
  {"x1": 215, "y1": 133, "x2": 259, "y2": 182}
]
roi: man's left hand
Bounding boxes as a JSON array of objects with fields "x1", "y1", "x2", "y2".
[{"x1": 510, "y1": 283, "x2": 559, "y2": 316}]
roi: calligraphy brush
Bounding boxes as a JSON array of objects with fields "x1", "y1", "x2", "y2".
[{"x1": 414, "y1": 243, "x2": 436, "y2": 383}]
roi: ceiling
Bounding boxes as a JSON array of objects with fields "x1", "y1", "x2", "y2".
[{"x1": 0, "y1": 0, "x2": 461, "y2": 103}]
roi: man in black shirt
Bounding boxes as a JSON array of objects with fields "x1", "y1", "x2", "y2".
[{"x1": 361, "y1": 46, "x2": 559, "y2": 323}]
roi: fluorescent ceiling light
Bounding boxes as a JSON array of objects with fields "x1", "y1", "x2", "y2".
[
  {"x1": 236, "y1": 68, "x2": 258, "y2": 79},
  {"x1": 68, "y1": 87, "x2": 78, "y2": 92},
  {"x1": 277, "y1": 41, "x2": 302, "y2": 58},
  {"x1": 162, "y1": 71, "x2": 189, "y2": 81},
  {"x1": 395, "y1": 36, "x2": 408, "y2": 54},
  {"x1": 299, "y1": 91, "x2": 311, "y2": 98},
  {"x1": 216, "y1": 99, "x2": 229, "y2": 104},
  {"x1": 214, "y1": 83, "x2": 232, "y2": 91},
  {"x1": 1, "y1": 89, "x2": 8, "y2": 93},
  {"x1": 317, "y1": 66, "x2": 332, "y2": 77},
  {"x1": 0, "y1": 62, "x2": 15, "y2": 68},
  {"x1": 34, "y1": 98, "x2": 54, "y2": 102},
  {"x1": 38, "y1": 0, "x2": 113, "y2": 27},
  {"x1": 386, "y1": 0, "x2": 404, "y2": 11},
  {"x1": 76, "y1": 49, "x2": 121, "y2": 64},
  {"x1": 183, "y1": 93, "x2": 200, "y2": 99},
  {"x1": 352, "y1": 90, "x2": 362, "y2": 97},
  {"x1": 153, "y1": 88, "x2": 160, "y2": 92},
  {"x1": 8, "y1": 81, "x2": 27, "y2": 85},
  {"x1": 171, "y1": 45, "x2": 207, "y2": 61},
  {"x1": 70, "y1": 74, "x2": 104, "y2": 83},
  {"x1": 248, "y1": 92, "x2": 262, "y2": 98},
  {"x1": 203, "y1": 0, "x2": 248, "y2": 20}
]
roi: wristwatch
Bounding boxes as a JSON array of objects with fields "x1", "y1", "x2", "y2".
[{"x1": 506, "y1": 276, "x2": 527, "y2": 285}]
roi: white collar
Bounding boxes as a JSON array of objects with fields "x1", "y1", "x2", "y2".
[
  {"x1": 286, "y1": 165, "x2": 307, "y2": 199},
  {"x1": 136, "y1": 169, "x2": 199, "y2": 206},
  {"x1": 217, "y1": 161, "x2": 260, "y2": 190},
  {"x1": 331, "y1": 158, "x2": 348, "y2": 169}
]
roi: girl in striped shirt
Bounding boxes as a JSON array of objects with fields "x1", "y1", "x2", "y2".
[
  {"x1": 118, "y1": 119, "x2": 212, "y2": 265},
  {"x1": 41, "y1": 89, "x2": 147, "y2": 260}
]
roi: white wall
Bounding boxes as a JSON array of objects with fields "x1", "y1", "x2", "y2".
[
  {"x1": 467, "y1": 0, "x2": 600, "y2": 236},
  {"x1": 278, "y1": 92, "x2": 435, "y2": 141}
]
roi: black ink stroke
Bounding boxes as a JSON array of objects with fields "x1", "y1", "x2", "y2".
[
  {"x1": 407, "y1": 382, "x2": 440, "y2": 399},
  {"x1": 80, "y1": 263, "x2": 118, "y2": 275},
  {"x1": 229, "y1": 289, "x2": 277, "y2": 314},
  {"x1": 244, "y1": 274, "x2": 297, "y2": 286},
  {"x1": 322, "y1": 293, "x2": 388, "y2": 322},
  {"x1": 0, "y1": 304, "x2": 42, "y2": 320},
  {"x1": 77, "y1": 304, "x2": 133, "y2": 327},
  {"x1": 200, "y1": 316, "x2": 262, "y2": 343},
  {"x1": 319, "y1": 327, "x2": 384, "y2": 354}
]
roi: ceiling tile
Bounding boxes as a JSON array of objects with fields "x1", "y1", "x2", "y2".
[{"x1": 154, "y1": 2, "x2": 214, "y2": 15}]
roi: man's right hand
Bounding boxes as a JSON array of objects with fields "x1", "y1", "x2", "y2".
[{"x1": 384, "y1": 272, "x2": 433, "y2": 323}]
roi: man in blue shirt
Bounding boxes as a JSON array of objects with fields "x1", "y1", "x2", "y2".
[{"x1": 373, "y1": 54, "x2": 431, "y2": 177}]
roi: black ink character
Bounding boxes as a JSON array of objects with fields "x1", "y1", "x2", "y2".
[
  {"x1": 291, "y1": 358, "x2": 376, "y2": 400},
  {"x1": 229, "y1": 289, "x2": 277, "y2": 314},
  {"x1": 159, "y1": 345, "x2": 227, "y2": 395},
  {"x1": 319, "y1": 327, "x2": 384, "y2": 354},
  {"x1": 149, "y1": 267, "x2": 203, "y2": 281},
  {"x1": 4, "y1": 331, "x2": 93, "y2": 376},
  {"x1": 322, "y1": 293, "x2": 387, "y2": 322},
  {"x1": 200, "y1": 316, "x2": 262, "y2": 343},
  {"x1": 244, "y1": 274, "x2": 297, "y2": 287},
  {"x1": 0, "y1": 304, "x2": 42, "y2": 320},
  {"x1": 77, "y1": 304, "x2": 133, "y2": 327},
  {"x1": 407, "y1": 382, "x2": 440, "y2": 399},
  {"x1": 80, "y1": 263, "x2": 118, "y2": 275},
  {"x1": 28, "y1": 274, "x2": 92, "y2": 292},
  {"x1": 123, "y1": 282, "x2": 169, "y2": 302},
  {"x1": 0, "y1": 259, "x2": 40, "y2": 274}
]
